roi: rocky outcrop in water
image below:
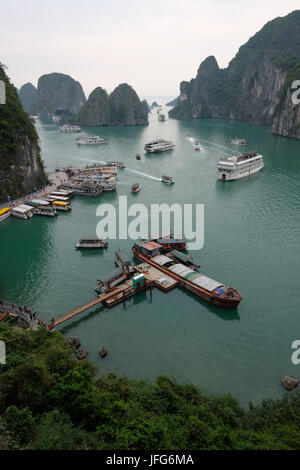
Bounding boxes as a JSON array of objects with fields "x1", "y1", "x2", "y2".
[
  {"x1": 19, "y1": 82, "x2": 37, "y2": 115},
  {"x1": 77, "y1": 87, "x2": 110, "y2": 126},
  {"x1": 109, "y1": 83, "x2": 148, "y2": 126},
  {"x1": 77, "y1": 83, "x2": 148, "y2": 126},
  {"x1": 37, "y1": 73, "x2": 86, "y2": 116},
  {"x1": 0, "y1": 64, "x2": 47, "y2": 203},
  {"x1": 169, "y1": 10, "x2": 300, "y2": 140}
]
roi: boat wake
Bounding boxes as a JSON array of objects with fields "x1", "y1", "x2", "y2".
[{"x1": 125, "y1": 168, "x2": 161, "y2": 182}]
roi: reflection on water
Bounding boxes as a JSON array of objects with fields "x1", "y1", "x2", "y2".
[{"x1": 1, "y1": 114, "x2": 300, "y2": 406}]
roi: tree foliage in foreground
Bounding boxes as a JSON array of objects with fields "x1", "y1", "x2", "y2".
[{"x1": 0, "y1": 323, "x2": 300, "y2": 450}]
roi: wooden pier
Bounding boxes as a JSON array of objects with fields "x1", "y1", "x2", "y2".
[{"x1": 48, "y1": 280, "x2": 152, "y2": 330}]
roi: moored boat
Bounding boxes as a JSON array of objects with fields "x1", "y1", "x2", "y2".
[
  {"x1": 0, "y1": 207, "x2": 11, "y2": 222},
  {"x1": 76, "y1": 135, "x2": 105, "y2": 145},
  {"x1": 106, "y1": 161, "x2": 126, "y2": 169},
  {"x1": 132, "y1": 242, "x2": 242, "y2": 308},
  {"x1": 11, "y1": 204, "x2": 34, "y2": 219},
  {"x1": 52, "y1": 200, "x2": 72, "y2": 211},
  {"x1": 75, "y1": 238, "x2": 108, "y2": 249},
  {"x1": 230, "y1": 137, "x2": 247, "y2": 145}
]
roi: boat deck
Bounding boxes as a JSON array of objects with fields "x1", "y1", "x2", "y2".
[{"x1": 134, "y1": 263, "x2": 177, "y2": 291}]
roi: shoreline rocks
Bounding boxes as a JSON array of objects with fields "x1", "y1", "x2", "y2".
[{"x1": 281, "y1": 375, "x2": 299, "y2": 391}]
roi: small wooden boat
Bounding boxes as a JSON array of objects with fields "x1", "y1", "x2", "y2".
[
  {"x1": 131, "y1": 183, "x2": 141, "y2": 193},
  {"x1": 136, "y1": 154, "x2": 141, "y2": 160},
  {"x1": 75, "y1": 238, "x2": 108, "y2": 249}
]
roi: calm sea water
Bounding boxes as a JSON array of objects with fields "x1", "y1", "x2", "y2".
[{"x1": 1, "y1": 105, "x2": 300, "y2": 406}]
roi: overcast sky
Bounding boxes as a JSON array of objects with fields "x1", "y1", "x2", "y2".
[{"x1": 0, "y1": 0, "x2": 299, "y2": 99}]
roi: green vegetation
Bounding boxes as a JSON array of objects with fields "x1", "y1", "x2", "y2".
[
  {"x1": 1, "y1": 322, "x2": 300, "y2": 450},
  {"x1": 0, "y1": 64, "x2": 46, "y2": 202}
]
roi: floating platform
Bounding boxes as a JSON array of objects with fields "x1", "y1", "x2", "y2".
[{"x1": 134, "y1": 263, "x2": 177, "y2": 292}]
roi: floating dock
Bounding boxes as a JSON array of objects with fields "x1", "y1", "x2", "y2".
[{"x1": 134, "y1": 263, "x2": 177, "y2": 291}]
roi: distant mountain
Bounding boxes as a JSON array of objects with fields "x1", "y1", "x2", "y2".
[
  {"x1": 169, "y1": 10, "x2": 300, "y2": 140},
  {"x1": 0, "y1": 64, "x2": 47, "y2": 203},
  {"x1": 166, "y1": 97, "x2": 178, "y2": 107},
  {"x1": 19, "y1": 82, "x2": 37, "y2": 115},
  {"x1": 77, "y1": 83, "x2": 148, "y2": 126},
  {"x1": 36, "y1": 73, "x2": 86, "y2": 117},
  {"x1": 77, "y1": 87, "x2": 110, "y2": 126}
]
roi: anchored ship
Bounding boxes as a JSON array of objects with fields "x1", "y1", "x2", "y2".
[
  {"x1": 75, "y1": 238, "x2": 108, "y2": 249},
  {"x1": 132, "y1": 241, "x2": 242, "y2": 308},
  {"x1": 76, "y1": 135, "x2": 105, "y2": 145},
  {"x1": 144, "y1": 139, "x2": 175, "y2": 153},
  {"x1": 218, "y1": 151, "x2": 264, "y2": 181},
  {"x1": 230, "y1": 137, "x2": 247, "y2": 145},
  {"x1": 106, "y1": 161, "x2": 126, "y2": 169},
  {"x1": 59, "y1": 124, "x2": 81, "y2": 133}
]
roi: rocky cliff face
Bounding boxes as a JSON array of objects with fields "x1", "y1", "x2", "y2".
[
  {"x1": 109, "y1": 84, "x2": 148, "y2": 126},
  {"x1": 77, "y1": 83, "x2": 148, "y2": 126},
  {"x1": 77, "y1": 87, "x2": 110, "y2": 126},
  {"x1": 0, "y1": 64, "x2": 47, "y2": 203},
  {"x1": 170, "y1": 10, "x2": 300, "y2": 140},
  {"x1": 37, "y1": 73, "x2": 86, "y2": 116},
  {"x1": 19, "y1": 82, "x2": 37, "y2": 115}
]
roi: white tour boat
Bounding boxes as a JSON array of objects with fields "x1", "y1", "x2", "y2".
[
  {"x1": 144, "y1": 139, "x2": 175, "y2": 153},
  {"x1": 11, "y1": 204, "x2": 34, "y2": 219},
  {"x1": 76, "y1": 135, "x2": 105, "y2": 145},
  {"x1": 59, "y1": 124, "x2": 81, "y2": 133},
  {"x1": 218, "y1": 151, "x2": 264, "y2": 181}
]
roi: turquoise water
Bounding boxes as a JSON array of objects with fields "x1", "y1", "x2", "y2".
[{"x1": 1, "y1": 109, "x2": 300, "y2": 406}]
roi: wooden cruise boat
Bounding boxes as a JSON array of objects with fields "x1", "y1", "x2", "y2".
[{"x1": 75, "y1": 238, "x2": 108, "y2": 249}]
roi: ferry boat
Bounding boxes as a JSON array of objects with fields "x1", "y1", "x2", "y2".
[
  {"x1": 132, "y1": 242, "x2": 242, "y2": 308},
  {"x1": 230, "y1": 137, "x2": 247, "y2": 145},
  {"x1": 50, "y1": 190, "x2": 73, "y2": 198},
  {"x1": 59, "y1": 124, "x2": 81, "y2": 133},
  {"x1": 144, "y1": 139, "x2": 175, "y2": 153},
  {"x1": 75, "y1": 238, "x2": 108, "y2": 249},
  {"x1": 106, "y1": 161, "x2": 126, "y2": 169},
  {"x1": 61, "y1": 182, "x2": 103, "y2": 196},
  {"x1": 28, "y1": 199, "x2": 57, "y2": 217},
  {"x1": 0, "y1": 207, "x2": 10, "y2": 222},
  {"x1": 51, "y1": 200, "x2": 72, "y2": 211},
  {"x1": 218, "y1": 151, "x2": 264, "y2": 181},
  {"x1": 161, "y1": 175, "x2": 174, "y2": 184},
  {"x1": 11, "y1": 204, "x2": 34, "y2": 219},
  {"x1": 76, "y1": 135, "x2": 105, "y2": 145},
  {"x1": 131, "y1": 183, "x2": 141, "y2": 193},
  {"x1": 47, "y1": 195, "x2": 70, "y2": 202}
]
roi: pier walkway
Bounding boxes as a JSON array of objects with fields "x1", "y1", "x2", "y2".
[{"x1": 48, "y1": 280, "x2": 151, "y2": 330}]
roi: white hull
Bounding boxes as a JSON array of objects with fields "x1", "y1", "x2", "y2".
[
  {"x1": 218, "y1": 163, "x2": 264, "y2": 181},
  {"x1": 0, "y1": 212, "x2": 10, "y2": 222},
  {"x1": 11, "y1": 212, "x2": 32, "y2": 219}
]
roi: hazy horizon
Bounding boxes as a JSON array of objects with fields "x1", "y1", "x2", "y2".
[{"x1": 1, "y1": 0, "x2": 299, "y2": 100}]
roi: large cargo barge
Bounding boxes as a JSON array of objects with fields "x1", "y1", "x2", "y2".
[{"x1": 132, "y1": 242, "x2": 242, "y2": 308}]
